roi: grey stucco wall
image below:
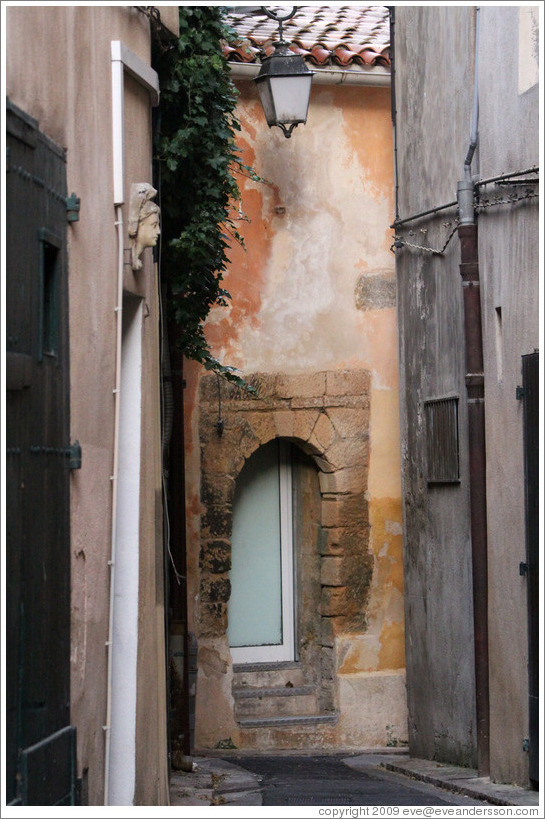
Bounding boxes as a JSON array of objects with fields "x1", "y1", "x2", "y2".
[
  {"x1": 393, "y1": 6, "x2": 478, "y2": 768},
  {"x1": 477, "y1": 6, "x2": 539, "y2": 786},
  {"x1": 394, "y1": 5, "x2": 539, "y2": 785}
]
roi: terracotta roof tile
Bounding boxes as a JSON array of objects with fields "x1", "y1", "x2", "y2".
[{"x1": 224, "y1": 5, "x2": 390, "y2": 69}]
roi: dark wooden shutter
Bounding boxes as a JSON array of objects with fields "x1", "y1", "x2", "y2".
[
  {"x1": 6, "y1": 100, "x2": 78, "y2": 805},
  {"x1": 522, "y1": 352, "x2": 539, "y2": 787},
  {"x1": 424, "y1": 396, "x2": 460, "y2": 483}
]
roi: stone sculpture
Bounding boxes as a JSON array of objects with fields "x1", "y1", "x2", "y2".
[{"x1": 128, "y1": 182, "x2": 161, "y2": 271}]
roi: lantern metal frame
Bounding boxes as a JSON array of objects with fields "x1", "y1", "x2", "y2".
[{"x1": 254, "y1": 6, "x2": 314, "y2": 138}]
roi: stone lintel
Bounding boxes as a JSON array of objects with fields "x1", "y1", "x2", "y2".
[
  {"x1": 291, "y1": 396, "x2": 325, "y2": 410},
  {"x1": 275, "y1": 372, "x2": 327, "y2": 399},
  {"x1": 326, "y1": 369, "x2": 371, "y2": 397}
]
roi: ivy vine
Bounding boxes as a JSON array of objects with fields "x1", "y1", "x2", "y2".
[{"x1": 151, "y1": 6, "x2": 261, "y2": 387}]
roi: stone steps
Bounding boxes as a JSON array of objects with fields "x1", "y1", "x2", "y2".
[
  {"x1": 233, "y1": 662, "x2": 306, "y2": 690},
  {"x1": 232, "y1": 663, "x2": 334, "y2": 728},
  {"x1": 233, "y1": 684, "x2": 318, "y2": 718},
  {"x1": 237, "y1": 713, "x2": 339, "y2": 728}
]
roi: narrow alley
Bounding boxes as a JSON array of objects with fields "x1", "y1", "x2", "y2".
[{"x1": 169, "y1": 751, "x2": 540, "y2": 809}]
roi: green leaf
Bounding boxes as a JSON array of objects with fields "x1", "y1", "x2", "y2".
[{"x1": 151, "y1": 6, "x2": 263, "y2": 390}]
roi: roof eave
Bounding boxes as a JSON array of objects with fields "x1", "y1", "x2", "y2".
[{"x1": 228, "y1": 61, "x2": 391, "y2": 87}]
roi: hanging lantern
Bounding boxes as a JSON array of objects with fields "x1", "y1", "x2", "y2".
[{"x1": 254, "y1": 7, "x2": 314, "y2": 138}]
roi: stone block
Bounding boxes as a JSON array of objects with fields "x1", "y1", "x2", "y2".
[
  {"x1": 341, "y1": 493, "x2": 369, "y2": 528},
  {"x1": 200, "y1": 601, "x2": 228, "y2": 637},
  {"x1": 354, "y1": 272, "x2": 396, "y2": 311},
  {"x1": 320, "y1": 466, "x2": 368, "y2": 495},
  {"x1": 321, "y1": 494, "x2": 368, "y2": 529},
  {"x1": 326, "y1": 407, "x2": 370, "y2": 439},
  {"x1": 274, "y1": 410, "x2": 295, "y2": 437},
  {"x1": 293, "y1": 409, "x2": 320, "y2": 443},
  {"x1": 200, "y1": 505, "x2": 232, "y2": 539},
  {"x1": 199, "y1": 373, "x2": 221, "y2": 402},
  {"x1": 311, "y1": 412, "x2": 337, "y2": 451},
  {"x1": 323, "y1": 394, "x2": 370, "y2": 409},
  {"x1": 232, "y1": 418, "x2": 260, "y2": 459},
  {"x1": 321, "y1": 556, "x2": 344, "y2": 586},
  {"x1": 199, "y1": 644, "x2": 229, "y2": 676},
  {"x1": 201, "y1": 574, "x2": 231, "y2": 604},
  {"x1": 246, "y1": 372, "x2": 278, "y2": 397},
  {"x1": 318, "y1": 471, "x2": 338, "y2": 494},
  {"x1": 275, "y1": 372, "x2": 326, "y2": 399},
  {"x1": 321, "y1": 585, "x2": 347, "y2": 616},
  {"x1": 220, "y1": 372, "x2": 271, "y2": 400},
  {"x1": 319, "y1": 528, "x2": 344, "y2": 555},
  {"x1": 321, "y1": 616, "x2": 336, "y2": 647},
  {"x1": 227, "y1": 396, "x2": 275, "y2": 412},
  {"x1": 319, "y1": 681, "x2": 336, "y2": 711},
  {"x1": 200, "y1": 540, "x2": 231, "y2": 574},
  {"x1": 291, "y1": 395, "x2": 325, "y2": 409},
  {"x1": 201, "y1": 441, "x2": 243, "y2": 477},
  {"x1": 326, "y1": 369, "x2": 370, "y2": 397},
  {"x1": 246, "y1": 411, "x2": 276, "y2": 444},
  {"x1": 321, "y1": 498, "x2": 342, "y2": 529},
  {"x1": 312, "y1": 454, "x2": 336, "y2": 473},
  {"x1": 326, "y1": 437, "x2": 368, "y2": 469},
  {"x1": 201, "y1": 473, "x2": 235, "y2": 507},
  {"x1": 320, "y1": 645, "x2": 335, "y2": 678},
  {"x1": 199, "y1": 413, "x2": 228, "y2": 444}
]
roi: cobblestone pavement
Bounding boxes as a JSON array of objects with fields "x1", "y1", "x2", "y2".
[{"x1": 169, "y1": 750, "x2": 540, "y2": 808}]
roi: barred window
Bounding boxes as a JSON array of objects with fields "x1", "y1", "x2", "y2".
[{"x1": 424, "y1": 397, "x2": 460, "y2": 484}]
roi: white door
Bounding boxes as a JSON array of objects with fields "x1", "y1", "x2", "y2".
[{"x1": 228, "y1": 440, "x2": 294, "y2": 664}]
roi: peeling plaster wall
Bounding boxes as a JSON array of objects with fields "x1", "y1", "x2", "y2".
[{"x1": 184, "y1": 79, "x2": 406, "y2": 750}]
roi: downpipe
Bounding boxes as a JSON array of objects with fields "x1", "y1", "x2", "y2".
[
  {"x1": 457, "y1": 5, "x2": 490, "y2": 778},
  {"x1": 103, "y1": 204, "x2": 124, "y2": 804},
  {"x1": 458, "y1": 215, "x2": 490, "y2": 777}
]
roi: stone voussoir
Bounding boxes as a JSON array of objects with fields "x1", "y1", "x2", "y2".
[
  {"x1": 310, "y1": 411, "x2": 338, "y2": 452},
  {"x1": 326, "y1": 406, "x2": 370, "y2": 439}
]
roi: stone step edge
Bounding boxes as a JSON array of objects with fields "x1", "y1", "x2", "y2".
[
  {"x1": 233, "y1": 685, "x2": 316, "y2": 699},
  {"x1": 237, "y1": 712, "x2": 340, "y2": 728},
  {"x1": 233, "y1": 661, "x2": 301, "y2": 673}
]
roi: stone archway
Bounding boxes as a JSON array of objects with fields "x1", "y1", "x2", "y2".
[{"x1": 198, "y1": 370, "x2": 373, "y2": 698}]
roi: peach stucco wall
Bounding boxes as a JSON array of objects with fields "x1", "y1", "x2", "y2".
[
  {"x1": 184, "y1": 78, "x2": 406, "y2": 749},
  {"x1": 6, "y1": 5, "x2": 170, "y2": 804}
]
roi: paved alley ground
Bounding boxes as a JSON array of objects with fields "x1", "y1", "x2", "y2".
[
  {"x1": 226, "y1": 753, "x2": 484, "y2": 806},
  {"x1": 169, "y1": 750, "x2": 540, "y2": 810}
]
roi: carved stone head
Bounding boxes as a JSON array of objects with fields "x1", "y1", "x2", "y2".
[{"x1": 128, "y1": 182, "x2": 161, "y2": 271}]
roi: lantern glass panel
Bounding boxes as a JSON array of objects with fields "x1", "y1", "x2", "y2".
[
  {"x1": 255, "y1": 78, "x2": 276, "y2": 126},
  {"x1": 268, "y1": 75, "x2": 312, "y2": 124}
]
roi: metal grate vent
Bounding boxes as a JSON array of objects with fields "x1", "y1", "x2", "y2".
[{"x1": 424, "y1": 396, "x2": 460, "y2": 484}]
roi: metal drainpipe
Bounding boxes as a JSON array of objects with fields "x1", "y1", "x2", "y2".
[
  {"x1": 458, "y1": 216, "x2": 490, "y2": 777},
  {"x1": 457, "y1": 5, "x2": 489, "y2": 778}
]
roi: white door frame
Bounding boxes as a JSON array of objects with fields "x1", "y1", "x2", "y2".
[{"x1": 230, "y1": 441, "x2": 295, "y2": 665}]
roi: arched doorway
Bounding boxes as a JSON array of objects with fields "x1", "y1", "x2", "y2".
[{"x1": 195, "y1": 369, "x2": 374, "y2": 747}]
